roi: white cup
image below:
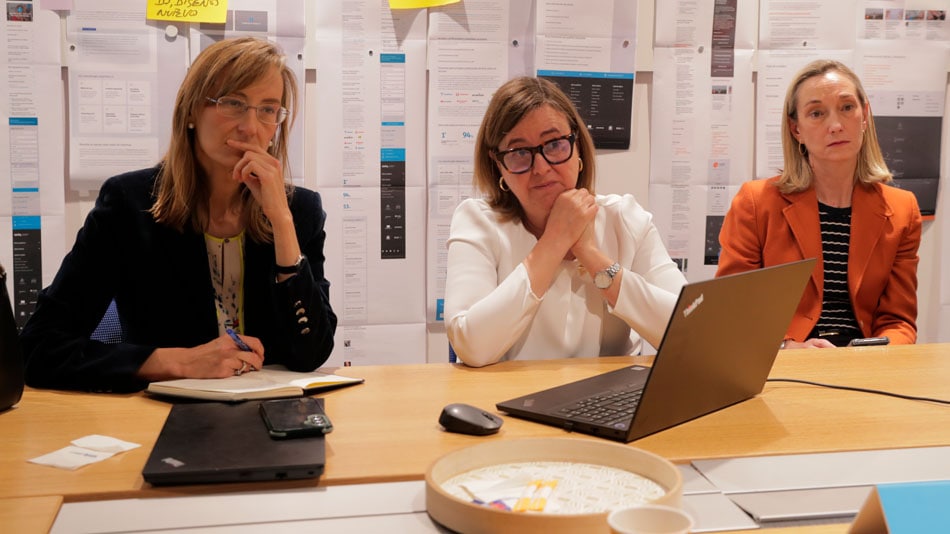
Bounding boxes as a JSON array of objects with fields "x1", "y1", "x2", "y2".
[{"x1": 607, "y1": 504, "x2": 695, "y2": 534}]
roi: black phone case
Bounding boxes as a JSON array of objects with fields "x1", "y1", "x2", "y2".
[
  {"x1": 848, "y1": 336, "x2": 890, "y2": 347},
  {"x1": 259, "y1": 397, "x2": 332, "y2": 439}
]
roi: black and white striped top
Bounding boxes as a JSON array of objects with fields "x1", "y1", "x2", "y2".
[{"x1": 808, "y1": 203, "x2": 862, "y2": 346}]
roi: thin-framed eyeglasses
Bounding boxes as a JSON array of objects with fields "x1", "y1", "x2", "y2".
[
  {"x1": 206, "y1": 96, "x2": 288, "y2": 125},
  {"x1": 493, "y1": 132, "x2": 576, "y2": 174}
]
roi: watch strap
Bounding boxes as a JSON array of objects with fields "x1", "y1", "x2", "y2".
[
  {"x1": 275, "y1": 254, "x2": 305, "y2": 275},
  {"x1": 594, "y1": 262, "x2": 621, "y2": 289}
]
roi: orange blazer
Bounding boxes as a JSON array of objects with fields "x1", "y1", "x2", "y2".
[{"x1": 716, "y1": 177, "x2": 921, "y2": 345}]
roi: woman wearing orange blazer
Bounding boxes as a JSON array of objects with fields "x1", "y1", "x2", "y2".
[{"x1": 717, "y1": 60, "x2": 921, "y2": 348}]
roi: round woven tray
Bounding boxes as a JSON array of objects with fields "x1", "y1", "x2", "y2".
[{"x1": 425, "y1": 437, "x2": 683, "y2": 534}]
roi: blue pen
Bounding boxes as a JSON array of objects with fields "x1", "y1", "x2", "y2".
[{"x1": 225, "y1": 327, "x2": 253, "y2": 352}]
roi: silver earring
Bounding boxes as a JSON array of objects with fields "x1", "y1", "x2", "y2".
[
  {"x1": 268, "y1": 140, "x2": 274, "y2": 147},
  {"x1": 498, "y1": 176, "x2": 510, "y2": 192},
  {"x1": 187, "y1": 123, "x2": 194, "y2": 129}
]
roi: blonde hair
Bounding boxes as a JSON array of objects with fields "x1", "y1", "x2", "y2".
[
  {"x1": 150, "y1": 37, "x2": 298, "y2": 243},
  {"x1": 778, "y1": 59, "x2": 891, "y2": 193},
  {"x1": 473, "y1": 76, "x2": 596, "y2": 222}
]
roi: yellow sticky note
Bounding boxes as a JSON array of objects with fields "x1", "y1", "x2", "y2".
[
  {"x1": 529, "y1": 480, "x2": 558, "y2": 512},
  {"x1": 147, "y1": 0, "x2": 228, "y2": 23},
  {"x1": 514, "y1": 479, "x2": 542, "y2": 513},
  {"x1": 389, "y1": 0, "x2": 460, "y2": 9}
]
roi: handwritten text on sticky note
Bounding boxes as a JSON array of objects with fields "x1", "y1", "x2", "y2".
[{"x1": 147, "y1": 0, "x2": 228, "y2": 23}]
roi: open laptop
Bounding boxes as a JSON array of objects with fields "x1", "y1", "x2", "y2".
[
  {"x1": 497, "y1": 258, "x2": 815, "y2": 443},
  {"x1": 142, "y1": 399, "x2": 326, "y2": 485},
  {"x1": 0, "y1": 264, "x2": 25, "y2": 413}
]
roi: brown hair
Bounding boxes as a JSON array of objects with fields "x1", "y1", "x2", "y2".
[
  {"x1": 473, "y1": 76, "x2": 596, "y2": 222},
  {"x1": 150, "y1": 37, "x2": 298, "y2": 242},
  {"x1": 778, "y1": 59, "x2": 891, "y2": 193}
]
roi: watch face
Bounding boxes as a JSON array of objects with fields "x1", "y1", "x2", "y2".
[{"x1": 594, "y1": 263, "x2": 620, "y2": 289}]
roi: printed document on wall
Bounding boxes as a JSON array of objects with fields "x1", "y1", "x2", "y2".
[
  {"x1": 1, "y1": 7, "x2": 66, "y2": 326},
  {"x1": 426, "y1": 0, "x2": 527, "y2": 323},
  {"x1": 313, "y1": 0, "x2": 427, "y2": 189},
  {"x1": 427, "y1": 0, "x2": 513, "y2": 161},
  {"x1": 649, "y1": 46, "x2": 753, "y2": 281},
  {"x1": 656, "y1": 0, "x2": 757, "y2": 49},
  {"x1": 330, "y1": 323, "x2": 427, "y2": 367},
  {"x1": 857, "y1": 39, "x2": 947, "y2": 216},
  {"x1": 536, "y1": 0, "x2": 636, "y2": 149},
  {"x1": 321, "y1": 185, "x2": 427, "y2": 364},
  {"x1": 65, "y1": 0, "x2": 188, "y2": 192},
  {"x1": 648, "y1": 184, "x2": 739, "y2": 282},
  {"x1": 759, "y1": 0, "x2": 858, "y2": 49},
  {"x1": 858, "y1": 1, "x2": 950, "y2": 41},
  {"x1": 651, "y1": 48, "x2": 754, "y2": 188},
  {"x1": 310, "y1": 2, "x2": 428, "y2": 363}
]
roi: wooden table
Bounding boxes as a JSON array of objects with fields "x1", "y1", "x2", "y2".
[
  {"x1": 0, "y1": 496, "x2": 61, "y2": 533},
  {"x1": 3, "y1": 343, "x2": 949, "y2": 532}
]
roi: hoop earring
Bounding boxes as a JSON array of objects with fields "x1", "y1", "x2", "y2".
[
  {"x1": 578, "y1": 158, "x2": 584, "y2": 172},
  {"x1": 798, "y1": 142, "x2": 807, "y2": 157},
  {"x1": 498, "y1": 176, "x2": 510, "y2": 192}
]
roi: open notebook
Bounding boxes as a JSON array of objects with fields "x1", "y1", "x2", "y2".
[
  {"x1": 147, "y1": 365, "x2": 363, "y2": 401},
  {"x1": 497, "y1": 259, "x2": 815, "y2": 443}
]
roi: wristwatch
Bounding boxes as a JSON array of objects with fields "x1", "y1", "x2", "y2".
[
  {"x1": 275, "y1": 254, "x2": 305, "y2": 275},
  {"x1": 593, "y1": 262, "x2": 621, "y2": 289}
]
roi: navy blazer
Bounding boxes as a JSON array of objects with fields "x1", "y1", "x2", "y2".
[{"x1": 20, "y1": 167, "x2": 337, "y2": 392}]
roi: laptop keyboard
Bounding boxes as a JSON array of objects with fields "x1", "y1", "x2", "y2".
[{"x1": 556, "y1": 384, "x2": 643, "y2": 427}]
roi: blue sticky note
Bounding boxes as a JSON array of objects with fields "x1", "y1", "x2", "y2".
[{"x1": 855, "y1": 481, "x2": 950, "y2": 533}]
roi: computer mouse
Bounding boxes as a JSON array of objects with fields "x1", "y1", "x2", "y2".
[{"x1": 439, "y1": 403, "x2": 504, "y2": 436}]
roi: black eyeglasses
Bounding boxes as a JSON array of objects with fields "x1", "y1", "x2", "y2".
[
  {"x1": 493, "y1": 133, "x2": 576, "y2": 174},
  {"x1": 207, "y1": 97, "x2": 288, "y2": 125}
]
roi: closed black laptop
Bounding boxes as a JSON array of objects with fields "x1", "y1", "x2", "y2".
[
  {"x1": 143, "y1": 399, "x2": 325, "y2": 485},
  {"x1": 0, "y1": 264, "x2": 25, "y2": 413},
  {"x1": 497, "y1": 259, "x2": 815, "y2": 443}
]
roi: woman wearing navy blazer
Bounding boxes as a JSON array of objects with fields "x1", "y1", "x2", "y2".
[
  {"x1": 717, "y1": 60, "x2": 921, "y2": 348},
  {"x1": 21, "y1": 38, "x2": 337, "y2": 392}
]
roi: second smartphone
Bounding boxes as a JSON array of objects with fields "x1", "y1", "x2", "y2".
[{"x1": 259, "y1": 397, "x2": 333, "y2": 439}]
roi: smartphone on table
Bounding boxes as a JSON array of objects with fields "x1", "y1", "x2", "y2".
[
  {"x1": 847, "y1": 336, "x2": 890, "y2": 347},
  {"x1": 259, "y1": 397, "x2": 333, "y2": 439}
]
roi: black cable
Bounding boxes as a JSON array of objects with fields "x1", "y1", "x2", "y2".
[{"x1": 767, "y1": 377, "x2": 950, "y2": 405}]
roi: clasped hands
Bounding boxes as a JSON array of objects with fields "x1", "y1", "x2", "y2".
[
  {"x1": 543, "y1": 188, "x2": 601, "y2": 263},
  {"x1": 782, "y1": 338, "x2": 837, "y2": 349}
]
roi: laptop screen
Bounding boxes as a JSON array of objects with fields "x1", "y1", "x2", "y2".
[{"x1": 497, "y1": 259, "x2": 816, "y2": 442}]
